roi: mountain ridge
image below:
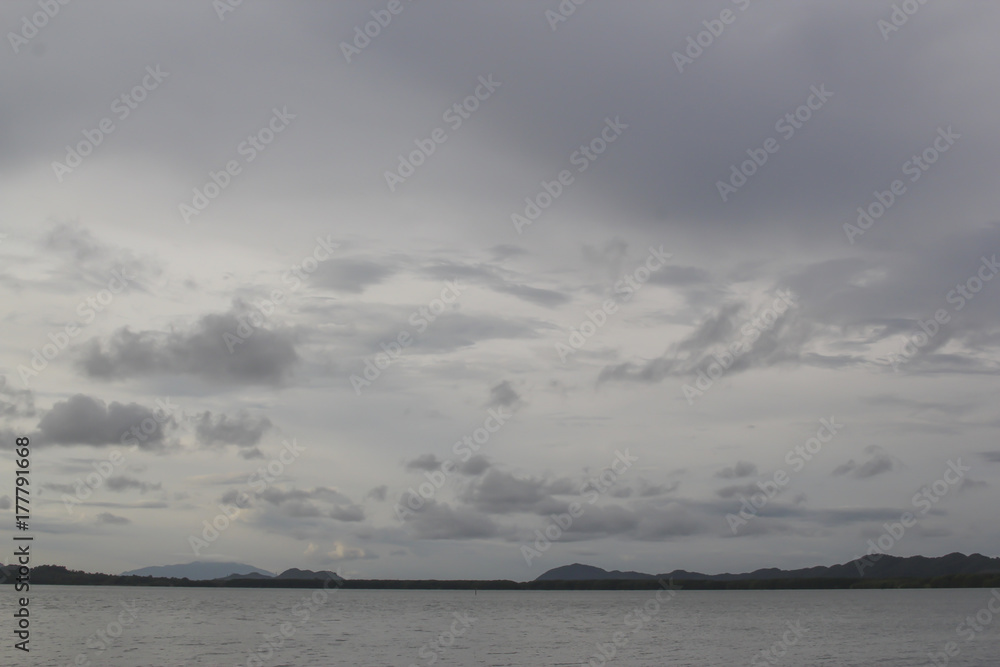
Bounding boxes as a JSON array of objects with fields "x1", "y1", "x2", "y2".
[
  {"x1": 121, "y1": 561, "x2": 275, "y2": 580},
  {"x1": 120, "y1": 562, "x2": 344, "y2": 582},
  {"x1": 536, "y1": 552, "x2": 1000, "y2": 582}
]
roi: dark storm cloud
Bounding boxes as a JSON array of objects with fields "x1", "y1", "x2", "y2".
[
  {"x1": 96, "y1": 512, "x2": 131, "y2": 525},
  {"x1": 366, "y1": 485, "x2": 388, "y2": 501},
  {"x1": 375, "y1": 2, "x2": 997, "y2": 245},
  {"x1": 194, "y1": 410, "x2": 272, "y2": 447},
  {"x1": 32, "y1": 393, "x2": 170, "y2": 449},
  {"x1": 76, "y1": 311, "x2": 299, "y2": 385}
]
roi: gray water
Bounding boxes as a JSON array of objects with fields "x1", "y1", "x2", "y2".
[{"x1": 2, "y1": 586, "x2": 999, "y2": 666}]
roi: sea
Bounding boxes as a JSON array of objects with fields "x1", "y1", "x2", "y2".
[{"x1": 2, "y1": 586, "x2": 999, "y2": 666}]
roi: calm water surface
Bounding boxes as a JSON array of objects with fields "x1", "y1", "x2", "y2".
[{"x1": 2, "y1": 586, "x2": 998, "y2": 666}]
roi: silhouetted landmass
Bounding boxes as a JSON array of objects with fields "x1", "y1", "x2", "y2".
[
  {"x1": 274, "y1": 568, "x2": 343, "y2": 582},
  {"x1": 537, "y1": 552, "x2": 1000, "y2": 583},
  {"x1": 2, "y1": 553, "x2": 998, "y2": 589},
  {"x1": 121, "y1": 561, "x2": 274, "y2": 580}
]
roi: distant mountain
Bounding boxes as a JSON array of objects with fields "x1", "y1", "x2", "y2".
[
  {"x1": 536, "y1": 553, "x2": 1000, "y2": 582},
  {"x1": 215, "y1": 571, "x2": 273, "y2": 581},
  {"x1": 121, "y1": 561, "x2": 274, "y2": 580},
  {"x1": 535, "y1": 563, "x2": 656, "y2": 581},
  {"x1": 275, "y1": 568, "x2": 343, "y2": 582}
]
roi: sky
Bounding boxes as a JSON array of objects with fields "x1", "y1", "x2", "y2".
[{"x1": 1, "y1": 0, "x2": 999, "y2": 581}]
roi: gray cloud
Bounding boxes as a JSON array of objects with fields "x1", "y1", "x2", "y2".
[
  {"x1": 0, "y1": 378, "x2": 34, "y2": 418},
  {"x1": 33, "y1": 394, "x2": 170, "y2": 450},
  {"x1": 405, "y1": 454, "x2": 442, "y2": 472},
  {"x1": 458, "y1": 455, "x2": 491, "y2": 476},
  {"x1": 716, "y1": 461, "x2": 758, "y2": 479},
  {"x1": 311, "y1": 258, "x2": 396, "y2": 293},
  {"x1": 420, "y1": 260, "x2": 570, "y2": 307},
  {"x1": 409, "y1": 313, "x2": 542, "y2": 352},
  {"x1": 76, "y1": 311, "x2": 299, "y2": 386},
  {"x1": 832, "y1": 448, "x2": 899, "y2": 479},
  {"x1": 330, "y1": 505, "x2": 365, "y2": 522},
  {"x1": 403, "y1": 500, "x2": 500, "y2": 540},
  {"x1": 460, "y1": 470, "x2": 554, "y2": 514},
  {"x1": 194, "y1": 411, "x2": 272, "y2": 448},
  {"x1": 487, "y1": 380, "x2": 521, "y2": 409},
  {"x1": 105, "y1": 476, "x2": 162, "y2": 494}
]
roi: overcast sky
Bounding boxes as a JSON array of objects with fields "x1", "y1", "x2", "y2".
[{"x1": 1, "y1": 1, "x2": 999, "y2": 580}]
